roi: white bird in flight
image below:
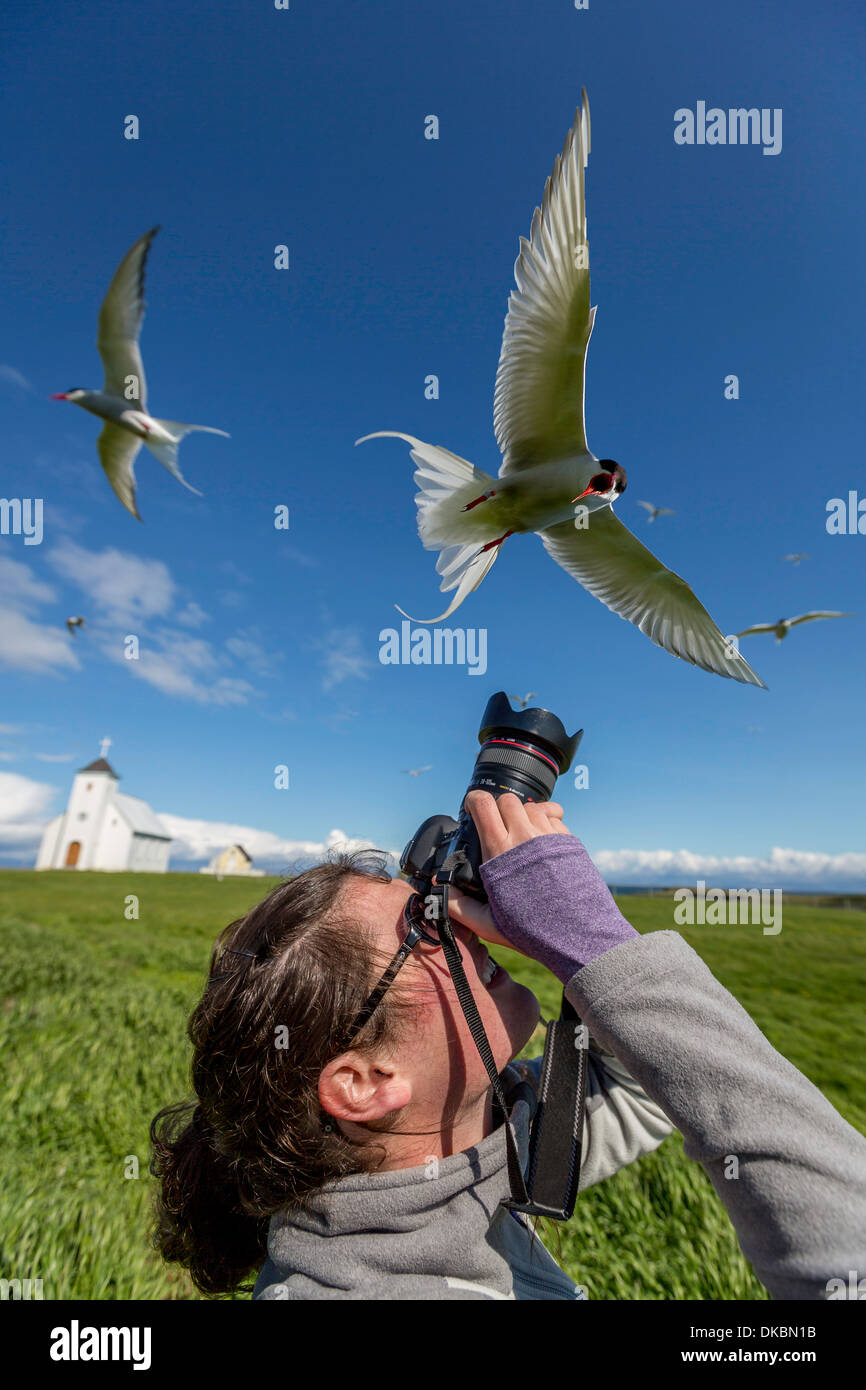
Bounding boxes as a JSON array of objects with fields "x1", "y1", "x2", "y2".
[
  {"x1": 66, "y1": 616, "x2": 85, "y2": 636},
  {"x1": 508, "y1": 692, "x2": 537, "y2": 709},
  {"x1": 357, "y1": 92, "x2": 763, "y2": 689},
  {"x1": 51, "y1": 226, "x2": 229, "y2": 520},
  {"x1": 402, "y1": 765, "x2": 432, "y2": 777},
  {"x1": 781, "y1": 553, "x2": 810, "y2": 565},
  {"x1": 736, "y1": 612, "x2": 853, "y2": 643},
  {"x1": 637, "y1": 501, "x2": 675, "y2": 524}
]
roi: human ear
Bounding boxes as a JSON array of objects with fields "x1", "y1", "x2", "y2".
[{"x1": 318, "y1": 1051, "x2": 412, "y2": 1124}]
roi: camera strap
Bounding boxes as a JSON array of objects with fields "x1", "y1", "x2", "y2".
[
  {"x1": 504, "y1": 992, "x2": 588, "y2": 1221},
  {"x1": 438, "y1": 886, "x2": 530, "y2": 1207},
  {"x1": 438, "y1": 886, "x2": 588, "y2": 1218}
]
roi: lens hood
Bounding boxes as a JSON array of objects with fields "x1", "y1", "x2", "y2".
[{"x1": 477, "y1": 692, "x2": 583, "y2": 774}]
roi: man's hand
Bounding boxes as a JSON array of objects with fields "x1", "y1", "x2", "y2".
[
  {"x1": 446, "y1": 792, "x2": 573, "y2": 950},
  {"x1": 466, "y1": 789, "x2": 572, "y2": 857}
]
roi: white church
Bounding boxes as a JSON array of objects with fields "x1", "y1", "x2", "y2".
[{"x1": 35, "y1": 740, "x2": 172, "y2": 873}]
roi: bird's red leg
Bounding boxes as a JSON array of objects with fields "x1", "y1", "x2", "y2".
[
  {"x1": 479, "y1": 530, "x2": 513, "y2": 553},
  {"x1": 462, "y1": 489, "x2": 497, "y2": 511}
]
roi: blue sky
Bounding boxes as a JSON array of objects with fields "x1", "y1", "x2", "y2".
[{"x1": 1, "y1": 0, "x2": 864, "y2": 887}]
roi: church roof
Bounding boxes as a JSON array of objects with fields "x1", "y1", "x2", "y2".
[
  {"x1": 79, "y1": 757, "x2": 119, "y2": 778},
  {"x1": 113, "y1": 793, "x2": 172, "y2": 841}
]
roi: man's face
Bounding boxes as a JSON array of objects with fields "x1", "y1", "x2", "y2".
[{"x1": 339, "y1": 873, "x2": 540, "y2": 1151}]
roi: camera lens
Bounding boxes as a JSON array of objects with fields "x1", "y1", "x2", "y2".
[
  {"x1": 434, "y1": 692, "x2": 583, "y2": 897},
  {"x1": 467, "y1": 734, "x2": 560, "y2": 804}
]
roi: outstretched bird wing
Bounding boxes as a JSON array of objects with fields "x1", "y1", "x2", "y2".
[
  {"x1": 541, "y1": 510, "x2": 766, "y2": 687},
  {"x1": 97, "y1": 422, "x2": 144, "y2": 520},
  {"x1": 97, "y1": 226, "x2": 160, "y2": 409},
  {"x1": 735, "y1": 623, "x2": 778, "y2": 637},
  {"x1": 494, "y1": 91, "x2": 595, "y2": 474},
  {"x1": 637, "y1": 501, "x2": 655, "y2": 513},
  {"x1": 787, "y1": 611, "x2": 852, "y2": 627}
]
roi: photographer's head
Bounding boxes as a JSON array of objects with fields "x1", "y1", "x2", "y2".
[
  {"x1": 317, "y1": 868, "x2": 538, "y2": 1156},
  {"x1": 150, "y1": 850, "x2": 538, "y2": 1295}
]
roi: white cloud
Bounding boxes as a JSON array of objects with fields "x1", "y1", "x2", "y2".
[
  {"x1": 0, "y1": 555, "x2": 75, "y2": 675},
  {"x1": 317, "y1": 627, "x2": 374, "y2": 691},
  {"x1": 0, "y1": 772, "x2": 59, "y2": 850},
  {"x1": 49, "y1": 541, "x2": 175, "y2": 625},
  {"x1": 41, "y1": 542, "x2": 267, "y2": 706},
  {"x1": 0, "y1": 541, "x2": 271, "y2": 704},
  {"x1": 158, "y1": 813, "x2": 397, "y2": 868},
  {"x1": 594, "y1": 846, "x2": 866, "y2": 889},
  {"x1": 34, "y1": 753, "x2": 75, "y2": 763},
  {"x1": 126, "y1": 652, "x2": 254, "y2": 705},
  {"x1": 218, "y1": 588, "x2": 245, "y2": 610},
  {"x1": 0, "y1": 607, "x2": 80, "y2": 674},
  {"x1": 225, "y1": 632, "x2": 278, "y2": 678},
  {"x1": 175, "y1": 601, "x2": 210, "y2": 629},
  {"x1": 0, "y1": 365, "x2": 32, "y2": 391},
  {"x1": 0, "y1": 555, "x2": 56, "y2": 609}
]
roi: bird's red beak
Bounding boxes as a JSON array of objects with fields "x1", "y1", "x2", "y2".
[
  {"x1": 51, "y1": 393, "x2": 68, "y2": 400},
  {"x1": 571, "y1": 484, "x2": 593, "y2": 504}
]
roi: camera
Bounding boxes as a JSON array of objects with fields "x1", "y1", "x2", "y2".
[
  {"x1": 401, "y1": 691, "x2": 583, "y2": 900},
  {"x1": 399, "y1": 690, "x2": 588, "y2": 1220}
]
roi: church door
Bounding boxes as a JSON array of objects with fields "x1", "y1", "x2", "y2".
[{"x1": 65, "y1": 841, "x2": 81, "y2": 867}]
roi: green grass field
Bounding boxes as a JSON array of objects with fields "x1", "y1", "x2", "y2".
[{"x1": 1, "y1": 869, "x2": 864, "y2": 1300}]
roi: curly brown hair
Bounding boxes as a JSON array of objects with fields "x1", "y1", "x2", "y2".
[{"x1": 150, "y1": 852, "x2": 413, "y2": 1296}]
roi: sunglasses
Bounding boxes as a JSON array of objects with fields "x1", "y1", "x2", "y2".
[{"x1": 339, "y1": 893, "x2": 442, "y2": 1051}]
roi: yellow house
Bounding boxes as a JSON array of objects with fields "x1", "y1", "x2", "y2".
[{"x1": 199, "y1": 844, "x2": 264, "y2": 878}]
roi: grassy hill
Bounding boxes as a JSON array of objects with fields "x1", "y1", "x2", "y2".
[{"x1": 1, "y1": 868, "x2": 863, "y2": 1300}]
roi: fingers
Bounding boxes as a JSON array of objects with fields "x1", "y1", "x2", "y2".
[
  {"x1": 496, "y1": 792, "x2": 539, "y2": 843},
  {"x1": 446, "y1": 889, "x2": 511, "y2": 948},
  {"x1": 464, "y1": 790, "x2": 574, "y2": 859},
  {"x1": 464, "y1": 789, "x2": 511, "y2": 859}
]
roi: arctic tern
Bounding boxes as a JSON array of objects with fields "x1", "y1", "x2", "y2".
[
  {"x1": 51, "y1": 227, "x2": 229, "y2": 520},
  {"x1": 736, "y1": 612, "x2": 853, "y2": 643},
  {"x1": 357, "y1": 91, "x2": 764, "y2": 688}
]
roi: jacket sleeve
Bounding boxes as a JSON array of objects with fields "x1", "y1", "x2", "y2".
[{"x1": 563, "y1": 929, "x2": 866, "y2": 1300}]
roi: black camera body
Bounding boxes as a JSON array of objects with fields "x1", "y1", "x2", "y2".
[{"x1": 401, "y1": 691, "x2": 583, "y2": 899}]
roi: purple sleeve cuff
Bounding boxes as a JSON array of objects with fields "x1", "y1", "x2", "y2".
[{"x1": 478, "y1": 834, "x2": 639, "y2": 983}]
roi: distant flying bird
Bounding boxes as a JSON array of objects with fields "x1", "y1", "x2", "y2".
[
  {"x1": 781, "y1": 553, "x2": 810, "y2": 565},
  {"x1": 357, "y1": 92, "x2": 763, "y2": 689},
  {"x1": 402, "y1": 766, "x2": 432, "y2": 777},
  {"x1": 51, "y1": 227, "x2": 229, "y2": 520},
  {"x1": 66, "y1": 616, "x2": 85, "y2": 636},
  {"x1": 508, "y1": 692, "x2": 537, "y2": 709},
  {"x1": 736, "y1": 612, "x2": 853, "y2": 643},
  {"x1": 637, "y1": 501, "x2": 675, "y2": 524}
]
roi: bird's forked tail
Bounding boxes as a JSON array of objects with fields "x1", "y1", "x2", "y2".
[
  {"x1": 143, "y1": 419, "x2": 230, "y2": 495},
  {"x1": 356, "y1": 430, "x2": 503, "y2": 623}
]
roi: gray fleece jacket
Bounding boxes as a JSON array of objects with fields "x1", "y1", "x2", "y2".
[{"x1": 254, "y1": 851, "x2": 866, "y2": 1300}]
